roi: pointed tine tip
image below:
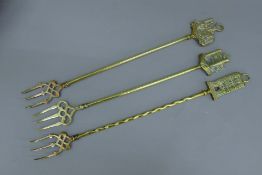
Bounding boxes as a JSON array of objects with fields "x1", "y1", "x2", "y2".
[
  {"x1": 21, "y1": 88, "x2": 33, "y2": 94},
  {"x1": 30, "y1": 135, "x2": 52, "y2": 143},
  {"x1": 41, "y1": 122, "x2": 62, "y2": 130},
  {"x1": 22, "y1": 83, "x2": 43, "y2": 94},
  {"x1": 34, "y1": 151, "x2": 59, "y2": 160},
  {"x1": 36, "y1": 119, "x2": 43, "y2": 124},
  {"x1": 21, "y1": 90, "x2": 27, "y2": 94},
  {"x1": 30, "y1": 139, "x2": 37, "y2": 143},
  {"x1": 25, "y1": 105, "x2": 33, "y2": 109},
  {"x1": 30, "y1": 103, "x2": 42, "y2": 109},
  {"x1": 26, "y1": 100, "x2": 47, "y2": 109},
  {"x1": 25, "y1": 92, "x2": 44, "y2": 100},
  {"x1": 33, "y1": 112, "x2": 41, "y2": 118},
  {"x1": 26, "y1": 103, "x2": 41, "y2": 109},
  {"x1": 34, "y1": 156, "x2": 49, "y2": 160},
  {"x1": 40, "y1": 126, "x2": 51, "y2": 131},
  {"x1": 37, "y1": 113, "x2": 59, "y2": 123},
  {"x1": 38, "y1": 127, "x2": 48, "y2": 131},
  {"x1": 25, "y1": 97, "x2": 31, "y2": 100},
  {"x1": 31, "y1": 147, "x2": 40, "y2": 152},
  {"x1": 32, "y1": 144, "x2": 54, "y2": 152},
  {"x1": 33, "y1": 105, "x2": 58, "y2": 118},
  {"x1": 30, "y1": 138, "x2": 41, "y2": 143},
  {"x1": 36, "y1": 120, "x2": 42, "y2": 124}
]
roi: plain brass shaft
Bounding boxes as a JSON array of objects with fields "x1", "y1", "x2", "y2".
[
  {"x1": 76, "y1": 65, "x2": 201, "y2": 110},
  {"x1": 61, "y1": 34, "x2": 193, "y2": 88}
]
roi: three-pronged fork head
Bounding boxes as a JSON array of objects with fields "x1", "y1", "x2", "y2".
[
  {"x1": 31, "y1": 132, "x2": 74, "y2": 160},
  {"x1": 22, "y1": 80, "x2": 63, "y2": 108},
  {"x1": 191, "y1": 18, "x2": 224, "y2": 46},
  {"x1": 34, "y1": 100, "x2": 77, "y2": 130}
]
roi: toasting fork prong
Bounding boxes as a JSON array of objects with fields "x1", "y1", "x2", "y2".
[
  {"x1": 32, "y1": 143, "x2": 55, "y2": 152},
  {"x1": 30, "y1": 134, "x2": 55, "y2": 143},
  {"x1": 25, "y1": 99, "x2": 50, "y2": 109},
  {"x1": 37, "y1": 113, "x2": 60, "y2": 123},
  {"x1": 25, "y1": 91, "x2": 45, "y2": 100},
  {"x1": 34, "y1": 151, "x2": 63, "y2": 160},
  {"x1": 33, "y1": 105, "x2": 58, "y2": 117},
  {"x1": 22, "y1": 83, "x2": 44, "y2": 94},
  {"x1": 41, "y1": 122, "x2": 64, "y2": 130}
]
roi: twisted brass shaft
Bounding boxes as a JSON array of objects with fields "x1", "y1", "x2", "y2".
[{"x1": 73, "y1": 90, "x2": 210, "y2": 140}]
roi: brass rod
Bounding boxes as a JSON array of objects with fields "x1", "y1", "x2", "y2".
[
  {"x1": 77, "y1": 65, "x2": 201, "y2": 110},
  {"x1": 61, "y1": 34, "x2": 192, "y2": 88},
  {"x1": 74, "y1": 90, "x2": 210, "y2": 140}
]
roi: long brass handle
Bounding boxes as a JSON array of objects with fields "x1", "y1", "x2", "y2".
[
  {"x1": 77, "y1": 65, "x2": 201, "y2": 110},
  {"x1": 34, "y1": 49, "x2": 229, "y2": 130},
  {"x1": 23, "y1": 18, "x2": 224, "y2": 108},
  {"x1": 31, "y1": 72, "x2": 250, "y2": 160},
  {"x1": 74, "y1": 90, "x2": 209, "y2": 140},
  {"x1": 61, "y1": 35, "x2": 192, "y2": 88}
]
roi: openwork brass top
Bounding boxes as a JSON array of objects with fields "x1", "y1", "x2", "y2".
[
  {"x1": 31, "y1": 72, "x2": 249, "y2": 160},
  {"x1": 22, "y1": 18, "x2": 223, "y2": 108},
  {"x1": 207, "y1": 72, "x2": 250, "y2": 100},
  {"x1": 200, "y1": 49, "x2": 229, "y2": 75},
  {"x1": 191, "y1": 18, "x2": 224, "y2": 46}
]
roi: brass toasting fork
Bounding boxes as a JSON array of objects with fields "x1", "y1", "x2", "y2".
[
  {"x1": 22, "y1": 18, "x2": 223, "y2": 108},
  {"x1": 31, "y1": 72, "x2": 250, "y2": 160},
  {"x1": 33, "y1": 49, "x2": 229, "y2": 130}
]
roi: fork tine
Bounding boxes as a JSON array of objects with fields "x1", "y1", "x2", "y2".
[
  {"x1": 34, "y1": 156, "x2": 51, "y2": 160},
  {"x1": 37, "y1": 113, "x2": 59, "y2": 123},
  {"x1": 32, "y1": 143, "x2": 55, "y2": 152},
  {"x1": 34, "y1": 151, "x2": 61, "y2": 160},
  {"x1": 26, "y1": 99, "x2": 48, "y2": 109},
  {"x1": 25, "y1": 91, "x2": 45, "y2": 100},
  {"x1": 22, "y1": 83, "x2": 43, "y2": 94},
  {"x1": 30, "y1": 134, "x2": 54, "y2": 143},
  {"x1": 33, "y1": 105, "x2": 58, "y2": 117},
  {"x1": 41, "y1": 122, "x2": 63, "y2": 130}
]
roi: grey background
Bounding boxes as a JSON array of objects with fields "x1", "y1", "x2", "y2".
[{"x1": 0, "y1": 0, "x2": 261, "y2": 174}]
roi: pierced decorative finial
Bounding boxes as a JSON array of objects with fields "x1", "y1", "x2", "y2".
[
  {"x1": 200, "y1": 49, "x2": 229, "y2": 75},
  {"x1": 207, "y1": 72, "x2": 250, "y2": 100},
  {"x1": 191, "y1": 18, "x2": 224, "y2": 46}
]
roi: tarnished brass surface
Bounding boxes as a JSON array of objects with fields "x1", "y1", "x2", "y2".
[
  {"x1": 191, "y1": 18, "x2": 224, "y2": 46},
  {"x1": 31, "y1": 72, "x2": 249, "y2": 160},
  {"x1": 33, "y1": 49, "x2": 228, "y2": 130},
  {"x1": 207, "y1": 72, "x2": 250, "y2": 100},
  {"x1": 200, "y1": 49, "x2": 229, "y2": 75},
  {"x1": 22, "y1": 80, "x2": 63, "y2": 108},
  {"x1": 22, "y1": 18, "x2": 223, "y2": 108}
]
